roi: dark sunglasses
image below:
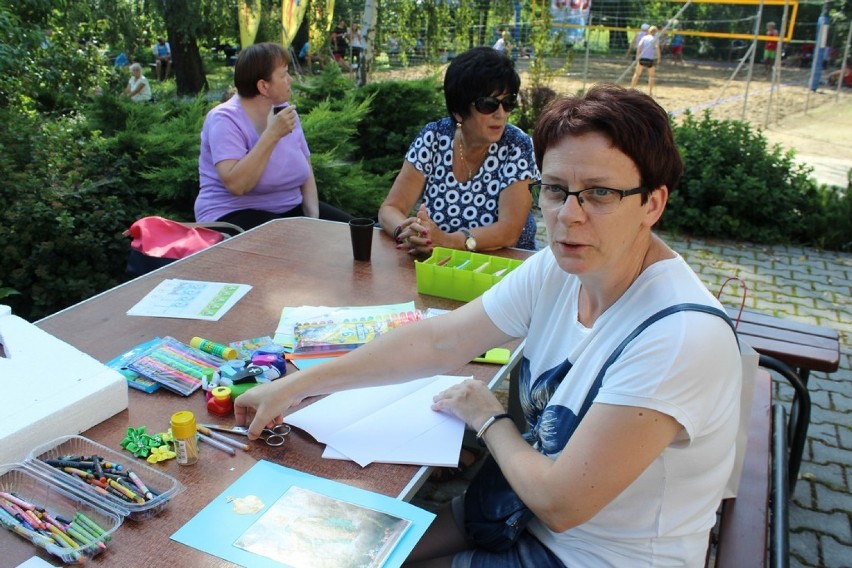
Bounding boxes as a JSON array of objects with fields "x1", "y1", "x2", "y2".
[{"x1": 473, "y1": 94, "x2": 518, "y2": 114}]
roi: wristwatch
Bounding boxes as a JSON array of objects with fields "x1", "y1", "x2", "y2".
[{"x1": 460, "y1": 228, "x2": 477, "y2": 252}]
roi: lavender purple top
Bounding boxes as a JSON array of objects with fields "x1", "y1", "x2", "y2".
[{"x1": 195, "y1": 96, "x2": 311, "y2": 222}]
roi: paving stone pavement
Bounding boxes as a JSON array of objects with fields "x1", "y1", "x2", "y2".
[{"x1": 412, "y1": 230, "x2": 851, "y2": 566}]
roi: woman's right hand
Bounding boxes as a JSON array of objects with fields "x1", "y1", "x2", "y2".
[
  {"x1": 269, "y1": 104, "x2": 298, "y2": 139},
  {"x1": 233, "y1": 378, "x2": 303, "y2": 439}
]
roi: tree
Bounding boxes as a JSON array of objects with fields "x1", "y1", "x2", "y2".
[{"x1": 154, "y1": 0, "x2": 208, "y2": 95}]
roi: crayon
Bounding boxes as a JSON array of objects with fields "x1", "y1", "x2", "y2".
[
  {"x1": 74, "y1": 512, "x2": 106, "y2": 538},
  {"x1": 48, "y1": 523, "x2": 81, "y2": 549},
  {"x1": 128, "y1": 471, "x2": 154, "y2": 501}
]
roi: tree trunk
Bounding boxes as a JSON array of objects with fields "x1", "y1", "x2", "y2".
[
  {"x1": 168, "y1": 29, "x2": 208, "y2": 96},
  {"x1": 158, "y1": 2, "x2": 208, "y2": 96}
]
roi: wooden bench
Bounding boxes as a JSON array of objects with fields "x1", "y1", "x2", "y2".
[
  {"x1": 726, "y1": 306, "x2": 840, "y2": 490},
  {"x1": 711, "y1": 368, "x2": 781, "y2": 567}
]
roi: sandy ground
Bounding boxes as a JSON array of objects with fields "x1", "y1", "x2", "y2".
[{"x1": 372, "y1": 55, "x2": 852, "y2": 186}]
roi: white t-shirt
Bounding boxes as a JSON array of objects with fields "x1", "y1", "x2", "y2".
[
  {"x1": 638, "y1": 34, "x2": 658, "y2": 60},
  {"x1": 482, "y1": 247, "x2": 741, "y2": 567},
  {"x1": 127, "y1": 76, "x2": 152, "y2": 102}
]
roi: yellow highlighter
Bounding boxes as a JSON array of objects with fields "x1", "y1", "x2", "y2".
[{"x1": 472, "y1": 348, "x2": 511, "y2": 365}]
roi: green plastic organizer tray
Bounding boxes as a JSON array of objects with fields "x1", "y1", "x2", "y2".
[{"x1": 415, "y1": 247, "x2": 524, "y2": 302}]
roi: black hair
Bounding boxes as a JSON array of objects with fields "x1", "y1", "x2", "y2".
[{"x1": 444, "y1": 47, "x2": 520, "y2": 120}]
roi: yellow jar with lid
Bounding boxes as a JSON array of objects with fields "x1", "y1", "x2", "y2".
[{"x1": 170, "y1": 410, "x2": 198, "y2": 465}]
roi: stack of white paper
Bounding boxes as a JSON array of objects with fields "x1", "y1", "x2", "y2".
[{"x1": 286, "y1": 375, "x2": 468, "y2": 467}]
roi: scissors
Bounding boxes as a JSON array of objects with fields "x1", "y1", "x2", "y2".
[{"x1": 199, "y1": 423, "x2": 291, "y2": 447}]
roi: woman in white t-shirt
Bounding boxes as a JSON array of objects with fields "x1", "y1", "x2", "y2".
[
  {"x1": 123, "y1": 63, "x2": 152, "y2": 102},
  {"x1": 630, "y1": 25, "x2": 662, "y2": 95},
  {"x1": 233, "y1": 84, "x2": 741, "y2": 568}
]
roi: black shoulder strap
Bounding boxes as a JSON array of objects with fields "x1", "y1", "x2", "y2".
[{"x1": 574, "y1": 302, "x2": 736, "y2": 428}]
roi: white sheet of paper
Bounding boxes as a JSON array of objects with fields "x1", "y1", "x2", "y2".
[
  {"x1": 286, "y1": 375, "x2": 468, "y2": 467},
  {"x1": 126, "y1": 279, "x2": 251, "y2": 321}
]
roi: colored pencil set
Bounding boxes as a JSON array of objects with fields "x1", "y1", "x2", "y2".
[{"x1": 127, "y1": 336, "x2": 226, "y2": 395}]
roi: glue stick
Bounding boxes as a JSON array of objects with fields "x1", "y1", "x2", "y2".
[{"x1": 190, "y1": 337, "x2": 237, "y2": 360}]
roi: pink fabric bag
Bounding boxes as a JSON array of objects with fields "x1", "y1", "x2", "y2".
[{"x1": 127, "y1": 216, "x2": 224, "y2": 260}]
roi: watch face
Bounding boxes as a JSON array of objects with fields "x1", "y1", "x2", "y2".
[{"x1": 465, "y1": 237, "x2": 477, "y2": 251}]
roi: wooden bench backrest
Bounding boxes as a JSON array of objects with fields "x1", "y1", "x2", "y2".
[{"x1": 714, "y1": 368, "x2": 772, "y2": 567}]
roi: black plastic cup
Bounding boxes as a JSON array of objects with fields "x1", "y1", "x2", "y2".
[{"x1": 349, "y1": 218, "x2": 375, "y2": 261}]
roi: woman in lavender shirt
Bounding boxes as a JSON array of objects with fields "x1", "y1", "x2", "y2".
[{"x1": 195, "y1": 43, "x2": 352, "y2": 231}]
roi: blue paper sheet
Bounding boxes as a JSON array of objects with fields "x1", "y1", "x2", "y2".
[{"x1": 171, "y1": 460, "x2": 435, "y2": 567}]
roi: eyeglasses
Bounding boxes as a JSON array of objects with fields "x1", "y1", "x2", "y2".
[
  {"x1": 529, "y1": 182, "x2": 647, "y2": 215},
  {"x1": 473, "y1": 94, "x2": 518, "y2": 114}
]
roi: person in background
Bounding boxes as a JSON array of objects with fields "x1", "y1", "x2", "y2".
[
  {"x1": 349, "y1": 22, "x2": 365, "y2": 66},
  {"x1": 826, "y1": 65, "x2": 852, "y2": 87},
  {"x1": 153, "y1": 36, "x2": 172, "y2": 81},
  {"x1": 669, "y1": 24, "x2": 685, "y2": 65},
  {"x1": 492, "y1": 27, "x2": 511, "y2": 55},
  {"x1": 626, "y1": 23, "x2": 649, "y2": 58},
  {"x1": 194, "y1": 43, "x2": 352, "y2": 231},
  {"x1": 378, "y1": 47, "x2": 538, "y2": 256},
  {"x1": 763, "y1": 22, "x2": 779, "y2": 73},
  {"x1": 233, "y1": 83, "x2": 742, "y2": 567},
  {"x1": 630, "y1": 25, "x2": 661, "y2": 96},
  {"x1": 122, "y1": 63, "x2": 152, "y2": 102}
]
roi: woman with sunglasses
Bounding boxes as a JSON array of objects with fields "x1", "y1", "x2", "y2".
[
  {"x1": 235, "y1": 84, "x2": 741, "y2": 567},
  {"x1": 379, "y1": 47, "x2": 538, "y2": 256}
]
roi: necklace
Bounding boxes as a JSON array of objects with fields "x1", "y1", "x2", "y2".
[
  {"x1": 456, "y1": 126, "x2": 487, "y2": 183},
  {"x1": 456, "y1": 135, "x2": 473, "y2": 182}
]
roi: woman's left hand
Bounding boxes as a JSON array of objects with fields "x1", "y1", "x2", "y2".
[
  {"x1": 431, "y1": 378, "x2": 505, "y2": 431},
  {"x1": 396, "y1": 203, "x2": 441, "y2": 258}
]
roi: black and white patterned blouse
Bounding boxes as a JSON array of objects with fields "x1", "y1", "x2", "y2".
[{"x1": 405, "y1": 117, "x2": 539, "y2": 250}]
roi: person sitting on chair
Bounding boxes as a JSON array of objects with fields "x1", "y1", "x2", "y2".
[
  {"x1": 194, "y1": 42, "x2": 352, "y2": 231},
  {"x1": 378, "y1": 47, "x2": 538, "y2": 256},
  {"x1": 153, "y1": 37, "x2": 172, "y2": 81}
]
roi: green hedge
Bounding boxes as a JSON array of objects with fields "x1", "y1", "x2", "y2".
[{"x1": 662, "y1": 112, "x2": 851, "y2": 249}]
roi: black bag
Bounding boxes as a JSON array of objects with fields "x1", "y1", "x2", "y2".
[
  {"x1": 462, "y1": 303, "x2": 735, "y2": 553},
  {"x1": 463, "y1": 454, "x2": 535, "y2": 553}
]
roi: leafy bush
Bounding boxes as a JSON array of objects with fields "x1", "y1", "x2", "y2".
[
  {"x1": 301, "y1": 98, "x2": 394, "y2": 218},
  {"x1": 664, "y1": 112, "x2": 835, "y2": 247},
  {"x1": 351, "y1": 75, "x2": 445, "y2": 176}
]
